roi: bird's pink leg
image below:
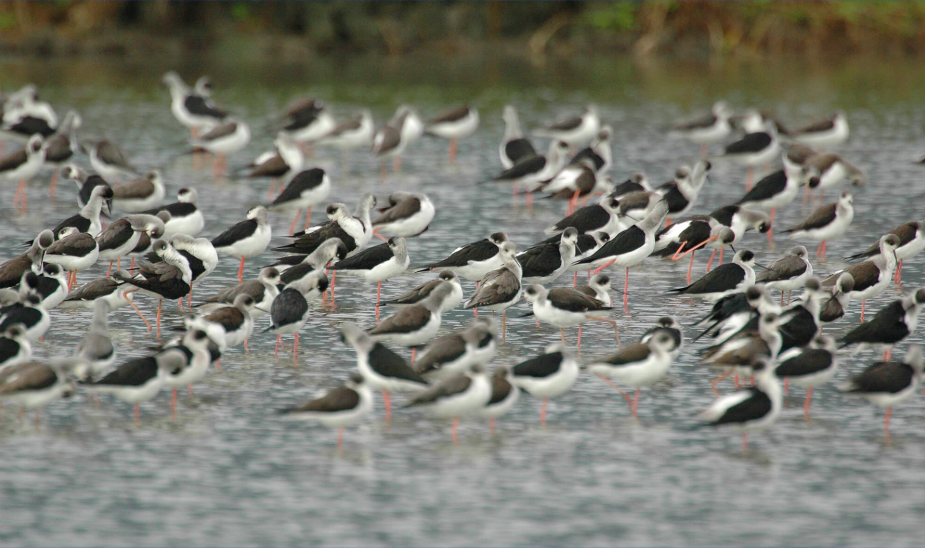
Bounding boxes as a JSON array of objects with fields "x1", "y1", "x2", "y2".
[
  {"x1": 123, "y1": 291, "x2": 152, "y2": 331},
  {"x1": 803, "y1": 387, "x2": 813, "y2": 421},
  {"x1": 895, "y1": 260, "x2": 903, "y2": 284},
  {"x1": 107, "y1": 260, "x2": 113, "y2": 277},
  {"x1": 289, "y1": 209, "x2": 302, "y2": 236},
  {"x1": 700, "y1": 143, "x2": 708, "y2": 157},
  {"x1": 861, "y1": 300, "x2": 866, "y2": 322},
  {"x1": 337, "y1": 427, "x2": 344, "y2": 451},
  {"x1": 275, "y1": 334, "x2": 281, "y2": 356},
  {"x1": 304, "y1": 207, "x2": 312, "y2": 231},
  {"x1": 135, "y1": 403, "x2": 140, "y2": 427},
  {"x1": 884, "y1": 407, "x2": 892, "y2": 434},
  {"x1": 452, "y1": 417, "x2": 459, "y2": 445},
  {"x1": 742, "y1": 433, "x2": 748, "y2": 453},
  {"x1": 268, "y1": 179, "x2": 277, "y2": 200},
  {"x1": 593, "y1": 259, "x2": 616, "y2": 275},
  {"x1": 746, "y1": 166, "x2": 754, "y2": 191},
  {"x1": 448, "y1": 138, "x2": 457, "y2": 164},
  {"x1": 237, "y1": 257, "x2": 245, "y2": 282},
  {"x1": 382, "y1": 390, "x2": 392, "y2": 421},
  {"x1": 376, "y1": 282, "x2": 382, "y2": 322},
  {"x1": 188, "y1": 282, "x2": 194, "y2": 308},
  {"x1": 767, "y1": 209, "x2": 775, "y2": 244},
  {"x1": 710, "y1": 369, "x2": 732, "y2": 396},
  {"x1": 489, "y1": 418, "x2": 496, "y2": 436},
  {"x1": 572, "y1": 271, "x2": 578, "y2": 287},
  {"x1": 631, "y1": 388, "x2": 640, "y2": 418},
  {"x1": 540, "y1": 397, "x2": 548, "y2": 426},
  {"x1": 171, "y1": 387, "x2": 177, "y2": 418},
  {"x1": 706, "y1": 249, "x2": 717, "y2": 272},
  {"x1": 49, "y1": 169, "x2": 57, "y2": 198},
  {"x1": 687, "y1": 250, "x2": 695, "y2": 284}
]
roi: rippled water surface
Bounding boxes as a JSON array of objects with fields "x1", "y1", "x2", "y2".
[{"x1": 3, "y1": 55, "x2": 925, "y2": 546}]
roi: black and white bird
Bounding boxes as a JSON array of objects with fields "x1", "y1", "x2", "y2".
[
  {"x1": 802, "y1": 152, "x2": 865, "y2": 205},
  {"x1": 653, "y1": 161, "x2": 711, "y2": 221},
  {"x1": 49, "y1": 184, "x2": 113, "y2": 239},
  {"x1": 0, "y1": 229, "x2": 53, "y2": 289},
  {"x1": 847, "y1": 219, "x2": 925, "y2": 285},
  {"x1": 670, "y1": 250, "x2": 758, "y2": 303},
  {"x1": 265, "y1": 270, "x2": 328, "y2": 358},
  {"x1": 755, "y1": 246, "x2": 813, "y2": 305},
  {"x1": 775, "y1": 335, "x2": 838, "y2": 419},
  {"x1": 274, "y1": 194, "x2": 375, "y2": 259},
  {"x1": 200, "y1": 266, "x2": 280, "y2": 319},
  {"x1": 0, "y1": 359, "x2": 79, "y2": 425},
  {"x1": 108, "y1": 170, "x2": 166, "y2": 213},
  {"x1": 163, "y1": 72, "x2": 228, "y2": 137},
  {"x1": 41, "y1": 110, "x2": 81, "y2": 198},
  {"x1": 116, "y1": 239, "x2": 193, "y2": 337},
  {"x1": 653, "y1": 218, "x2": 734, "y2": 284},
  {"x1": 822, "y1": 234, "x2": 900, "y2": 321},
  {"x1": 518, "y1": 227, "x2": 579, "y2": 284},
  {"x1": 539, "y1": 158, "x2": 612, "y2": 216},
  {"x1": 384, "y1": 270, "x2": 462, "y2": 314},
  {"x1": 404, "y1": 363, "x2": 491, "y2": 445},
  {"x1": 239, "y1": 133, "x2": 304, "y2": 199},
  {"x1": 276, "y1": 238, "x2": 347, "y2": 287},
  {"x1": 839, "y1": 345, "x2": 923, "y2": 438},
  {"x1": 339, "y1": 322, "x2": 428, "y2": 421},
  {"x1": 464, "y1": 242, "x2": 523, "y2": 341},
  {"x1": 784, "y1": 110, "x2": 849, "y2": 149},
  {"x1": 85, "y1": 139, "x2": 138, "y2": 182},
  {"x1": 546, "y1": 195, "x2": 623, "y2": 237},
  {"x1": 837, "y1": 288, "x2": 925, "y2": 361},
  {"x1": 73, "y1": 300, "x2": 116, "y2": 379},
  {"x1": 819, "y1": 272, "x2": 854, "y2": 324},
  {"x1": 211, "y1": 205, "x2": 272, "y2": 282},
  {"x1": 268, "y1": 167, "x2": 331, "y2": 235},
  {"x1": 574, "y1": 200, "x2": 670, "y2": 311},
  {"x1": 425, "y1": 105, "x2": 479, "y2": 163},
  {"x1": 189, "y1": 294, "x2": 257, "y2": 352},
  {"x1": 509, "y1": 343, "x2": 579, "y2": 425},
  {"x1": 313, "y1": 110, "x2": 375, "y2": 154},
  {"x1": 522, "y1": 284, "x2": 619, "y2": 347},
  {"x1": 330, "y1": 237, "x2": 411, "y2": 321},
  {"x1": 367, "y1": 283, "x2": 455, "y2": 362},
  {"x1": 279, "y1": 373, "x2": 374, "y2": 450},
  {"x1": 143, "y1": 187, "x2": 205, "y2": 239},
  {"x1": 575, "y1": 273, "x2": 613, "y2": 306},
  {"x1": 568, "y1": 124, "x2": 613, "y2": 175},
  {"x1": 159, "y1": 328, "x2": 214, "y2": 414},
  {"x1": 1, "y1": 134, "x2": 45, "y2": 213},
  {"x1": 0, "y1": 323, "x2": 31, "y2": 370},
  {"x1": 86, "y1": 333, "x2": 205, "y2": 425},
  {"x1": 415, "y1": 232, "x2": 510, "y2": 282},
  {"x1": 372, "y1": 105, "x2": 424, "y2": 174},
  {"x1": 499, "y1": 105, "x2": 536, "y2": 169},
  {"x1": 712, "y1": 109, "x2": 780, "y2": 190},
  {"x1": 733, "y1": 166, "x2": 811, "y2": 232},
  {"x1": 59, "y1": 164, "x2": 110, "y2": 210},
  {"x1": 477, "y1": 366, "x2": 520, "y2": 434},
  {"x1": 697, "y1": 358, "x2": 783, "y2": 452},
  {"x1": 783, "y1": 190, "x2": 854, "y2": 259},
  {"x1": 668, "y1": 101, "x2": 734, "y2": 156},
  {"x1": 278, "y1": 97, "x2": 336, "y2": 145},
  {"x1": 585, "y1": 332, "x2": 676, "y2": 419},
  {"x1": 61, "y1": 270, "x2": 133, "y2": 312},
  {"x1": 480, "y1": 140, "x2": 570, "y2": 205},
  {"x1": 189, "y1": 118, "x2": 251, "y2": 176},
  {"x1": 166, "y1": 234, "x2": 218, "y2": 306},
  {"x1": 534, "y1": 105, "x2": 600, "y2": 147},
  {"x1": 639, "y1": 316, "x2": 684, "y2": 360},
  {"x1": 1, "y1": 86, "x2": 57, "y2": 141},
  {"x1": 97, "y1": 213, "x2": 168, "y2": 275},
  {"x1": 414, "y1": 318, "x2": 497, "y2": 381},
  {"x1": 372, "y1": 192, "x2": 436, "y2": 239},
  {"x1": 0, "y1": 292, "x2": 49, "y2": 343},
  {"x1": 563, "y1": 231, "x2": 612, "y2": 285},
  {"x1": 706, "y1": 204, "x2": 771, "y2": 262},
  {"x1": 33, "y1": 263, "x2": 68, "y2": 310},
  {"x1": 43, "y1": 226, "x2": 100, "y2": 290},
  {"x1": 700, "y1": 311, "x2": 785, "y2": 393}
]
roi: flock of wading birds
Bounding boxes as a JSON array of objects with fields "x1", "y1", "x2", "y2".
[{"x1": 0, "y1": 75, "x2": 923, "y2": 452}]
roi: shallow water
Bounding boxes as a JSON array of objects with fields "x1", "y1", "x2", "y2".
[{"x1": 2, "y1": 54, "x2": 925, "y2": 546}]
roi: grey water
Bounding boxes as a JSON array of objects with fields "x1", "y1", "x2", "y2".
[{"x1": 2, "y1": 53, "x2": 925, "y2": 546}]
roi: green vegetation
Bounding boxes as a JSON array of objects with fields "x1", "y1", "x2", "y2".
[{"x1": 1, "y1": 1, "x2": 924, "y2": 59}]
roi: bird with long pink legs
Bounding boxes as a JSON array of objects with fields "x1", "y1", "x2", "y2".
[
  {"x1": 405, "y1": 364, "x2": 491, "y2": 445},
  {"x1": 732, "y1": 165, "x2": 811, "y2": 244},
  {"x1": 368, "y1": 283, "x2": 455, "y2": 364},
  {"x1": 667, "y1": 101, "x2": 734, "y2": 157},
  {"x1": 509, "y1": 344, "x2": 578, "y2": 426},
  {"x1": 586, "y1": 332, "x2": 675, "y2": 420},
  {"x1": 821, "y1": 234, "x2": 899, "y2": 322},
  {"x1": 845, "y1": 219, "x2": 925, "y2": 286},
  {"x1": 329, "y1": 237, "x2": 410, "y2": 322},
  {"x1": 114, "y1": 239, "x2": 192, "y2": 338},
  {"x1": 775, "y1": 335, "x2": 838, "y2": 421},
  {"x1": 425, "y1": 105, "x2": 479, "y2": 164},
  {"x1": 278, "y1": 373, "x2": 374, "y2": 452},
  {"x1": 267, "y1": 167, "x2": 331, "y2": 235},
  {"x1": 1, "y1": 135, "x2": 46, "y2": 213},
  {"x1": 212, "y1": 205, "x2": 272, "y2": 283},
  {"x1": 477, "y1": 366, "x2": 519, "y2": 436},
  {"x1": 339, "y1": 322, "x2": 428, "y2": 423},
  {"x1": 781, "y1": 190, "x2": 854, "y2": 260},
  {"x1": 522, "y1": 284, "x2": 620, "y2": 347},
  {"x1": 463, "y1": 242, "x2": 522, "y2": 343},
  {"x1": 697, "y1": 358, "x2": 782, "y2": 454},
  {"x1": 265, "y1": 270, "x2": 328, "y2": 360},
  {"x1": 840, "y1": 345, "x2": 923, "y2": 443},
  {"x1": 574, "y1": 199, "x2": 669, "y2": 312},
  {"x1": 710, "y1": 109, "x2": 779, "y2": 192}
]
